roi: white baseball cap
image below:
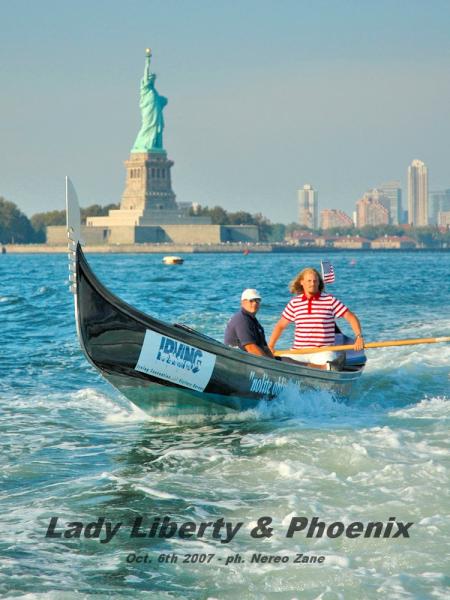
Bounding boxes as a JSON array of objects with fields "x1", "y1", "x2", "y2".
[{"x1": 241, "y1": 288, "x2": 261, "y2": 301}]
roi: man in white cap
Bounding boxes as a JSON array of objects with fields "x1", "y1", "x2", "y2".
[{"x1": 224, "y1": 289, "x2": 273, "y2": 357}]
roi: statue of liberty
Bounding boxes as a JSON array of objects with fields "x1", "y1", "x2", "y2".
[{"x1": 132, "y1": 49, "x2": 167, "y2": 153}]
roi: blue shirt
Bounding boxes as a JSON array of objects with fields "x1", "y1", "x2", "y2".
[{"x1": 224, "y1": 308, "x2": 268, "y2": 351}]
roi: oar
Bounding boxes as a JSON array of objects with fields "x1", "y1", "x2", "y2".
[{"x1": 274, "y1": 336, "x2": 450, "y2": 356}]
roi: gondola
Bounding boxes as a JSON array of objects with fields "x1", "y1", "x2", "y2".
[{"x1": 66, "y1": 178, "x2": 366, "y2": 415}]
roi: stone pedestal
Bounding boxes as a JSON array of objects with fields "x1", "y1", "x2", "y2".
[{"x1": 120, "y1": 151, "x2": 177, "y2": 211}]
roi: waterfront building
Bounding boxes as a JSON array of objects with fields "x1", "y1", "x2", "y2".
[
  {"x1": 355, "y1": 195, "x2": 389, "y2": 227},
  {"x1": 371, "y1": 235, "x2": 417, "y2": 249},
  {"x1": 298, "y1": 184, "x2": 318, "y2": 229},
  {"x1": 378, "y1": 181, "x2": 402, "y2": 224},
  {"x1": 333, "y1": 236, "x2": 371, "y2": 249},
  {"x1": 407, "y1": 160, "x2": 428, "y2": 226},
  {"x1": 314, "y1": 235, "x2": 337, "y2": 247},
  {"x1": 320, "y1": 209, "x2": 353, "y2": 230},
  {"x1": 429, "y1": 189, "x2": 450, "y2": 225},
  {"x1": 289, "y1": 230, "x2": 317, "y2": 246}
]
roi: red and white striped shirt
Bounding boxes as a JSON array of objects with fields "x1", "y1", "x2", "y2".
[{"x1": 281, "y1": 293, "x2": 348, "y2": 348}]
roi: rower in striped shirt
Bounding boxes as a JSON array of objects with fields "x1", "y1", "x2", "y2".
[{"x1": 268, "y1": 267, "x2": 364, "y2": 370}]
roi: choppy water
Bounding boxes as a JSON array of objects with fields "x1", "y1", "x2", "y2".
[{"x1": 1, "y1": 251, "x2": 449, "y2": 599}]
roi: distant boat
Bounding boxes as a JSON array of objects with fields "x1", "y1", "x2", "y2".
[
  {"x1": 66, "y1": 177, "x2": 366, "y2": 415},
  {"x1": 162, "y1": 256, "x2": 184, "y2": 265}
]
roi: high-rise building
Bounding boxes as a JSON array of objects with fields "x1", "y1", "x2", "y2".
[
  {"x1": 363, "y1": 189, "x2": 391, "y2": 220},
  {"x1": 407, "y1": 160, "x2": 428, "y2": 226},
  {"x1": 429, "y1": 189, "x2": 450, "y2": 225},
  {"x1": 320, "y1": 209, "x2": 353, "y2": 229},
  {"x1": 378, "y1": 181, "x2": 402, "y2": 224},
  {"x1": 356, "y1": 196, "x2": 389, "y2": 227},
  {"x1": 298, "y1": 184, "x2": 318, "y2": 229}
]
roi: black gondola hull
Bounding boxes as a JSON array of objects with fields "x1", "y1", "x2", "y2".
[{"x1": 74, "y1": 245, "x2": 365, "y2": 414}]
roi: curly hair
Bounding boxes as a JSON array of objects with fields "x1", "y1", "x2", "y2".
[{"x1": 289, "y1": 267, "x2": 324, "y2": 295}]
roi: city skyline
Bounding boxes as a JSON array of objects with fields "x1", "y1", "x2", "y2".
[
  {"x1": 1, "y1": 1, "x2": 450, "y2": 223},
  {"x1": 305, "y1": 160, "x2": 450, "y2": 230}
]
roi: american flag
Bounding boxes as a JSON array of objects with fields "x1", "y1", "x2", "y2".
[{"x1": 321, "y1": 260, "x2": 335, "y2": 284}]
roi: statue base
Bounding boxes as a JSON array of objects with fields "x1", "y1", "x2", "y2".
[{"x1": 121, "y1": 151, "x2": 177, "y2": 211}]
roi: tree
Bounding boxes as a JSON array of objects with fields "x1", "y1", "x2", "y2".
[
  {"x1": 208, "y1": 206, "x2": 230, "y2": 225},
  {"x1": 30, "y1": 203, "x2": 120, "y2": 241},
  {"x1": 186, "y1": 204, "x2": 287, "y2": 241},
  {"x1": 227, "y1": 211, "x2": 254, "y2": 225},
  {"x1": 31, "y1": 210, "x2": 66, "y2": 242},
  {"x1": 0, "y1": 197, "x2": 35, "y2": 243},
  {"x1": 408, "y1": 226, "x2": 441, "y2": 248},
  {"x1": 322, "y1": 226, "x2": 355, "y2": 237},
  {"x1": 358, "y1": 224, "x2": 404, "y2": 240}
]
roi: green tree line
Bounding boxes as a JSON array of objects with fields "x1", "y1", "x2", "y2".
[
  {"x1": 190, "y1": 205, "x2": 286, "y2": 242},
  {"x1": 0, "y1": 197, "x2": 118, "y2": 243},
  {"x1": 1, "y1": 195, "x2": 449, "y2": 245}
]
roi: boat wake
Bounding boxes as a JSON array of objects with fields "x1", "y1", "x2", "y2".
[
  {"x1": 388, "y1": 395, "x2": 450, "y2": 420},
  {"x1": 100, "y1": 383, "x2": 378, "y2": 428},
  {"x1": 357, "y1": 340, "x2": 450, "y2": 409}
]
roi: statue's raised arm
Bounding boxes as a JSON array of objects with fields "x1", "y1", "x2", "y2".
[
  {"x1": 131, "y1": 48, "x2": 168, "y2": 153},
  {"x1": 144, "y1": 48, "x2": 151, "y2": 82}
]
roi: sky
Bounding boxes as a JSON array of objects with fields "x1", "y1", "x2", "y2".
[{"x1": 1, "y1": 0, "x2": 450, "y2": 223}]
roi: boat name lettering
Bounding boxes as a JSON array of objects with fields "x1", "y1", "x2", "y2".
[
  {"x1": 249, "y1": 371, "x2": 290, "y2": 396},
  {"x1": 157, "y1": 336, "x2": 202, "y2": 373}
]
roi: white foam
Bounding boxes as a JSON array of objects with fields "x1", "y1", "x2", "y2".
[
  {"x1": 152, "y1": 446, "x2": 232, "y2": 466},
  {"x1": 0, "y1": 294, "x2": 20, "y2": 303},
  {"x1": 103, "y1": 402, "x2": 150, "y2": 424},
  {"x1": 322, "y1": 554, "x2": 350, "y2": 568},
  {"x1": 131, "y1": 484, "x2": 178, "y2": 499},
  {"x1": 313, "y1": 587, "x2": 344, "y2": 600},
  {"x1": 360, "y1": 426, "x2": 402, "y2": 448},
  {"x1": 351, "y1": 442, "x2": 368, "y2": 456},
  {"x1": 389, "y1": 396, "x2": 450, "y2": 419}
]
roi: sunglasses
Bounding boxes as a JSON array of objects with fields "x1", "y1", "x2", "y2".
[{"x1": 247, "y1": 298, "x2": 261, "y2": 303}]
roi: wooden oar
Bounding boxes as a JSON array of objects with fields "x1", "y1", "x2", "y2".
[{"x1": 274, "y1": 336, "x2": 450, "y2": 356}]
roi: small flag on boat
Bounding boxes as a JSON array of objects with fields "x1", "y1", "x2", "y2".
[{"x1": 321, "y1": 260, "x2": 335, "y2": 284}]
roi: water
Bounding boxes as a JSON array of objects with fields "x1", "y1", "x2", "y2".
[{"x1": 1, "y1": 251, "x2": 449, "y2": 599}]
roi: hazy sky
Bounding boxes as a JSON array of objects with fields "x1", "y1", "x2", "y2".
[{"x1": 1, "y1": 0, "x2": 450, "y2": 223}]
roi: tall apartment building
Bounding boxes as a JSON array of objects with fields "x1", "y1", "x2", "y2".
[
  {"x1": 407, "y1": 160, "x2": 428, "y2": 226},
  {"x1": 429, "y1": 189, "x2": 450, "y2": 225},
  {"x1": 363, "y1": 189, "x2": 391, "y2": 219},
  {"x1": 298, "y1": 184, "x2": 318, "y2": 229},
  {"x1": 320, "y1": 209, "x2": 353, "y2": 229},
  {"x1": 378, "y1": 181, "x2": 402, "y2": 224},
  {"x1": 356, "y1": 196, "x2": 389, "y2": 227}
]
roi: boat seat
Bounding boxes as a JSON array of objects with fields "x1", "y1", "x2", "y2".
[{"x1": 336, "y1": 333, "x2": 367, "y2": 367}]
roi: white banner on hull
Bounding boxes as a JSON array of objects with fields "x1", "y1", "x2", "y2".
[{"x1": 135, "y1": 330, "x2": 217, "y2": 392}]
